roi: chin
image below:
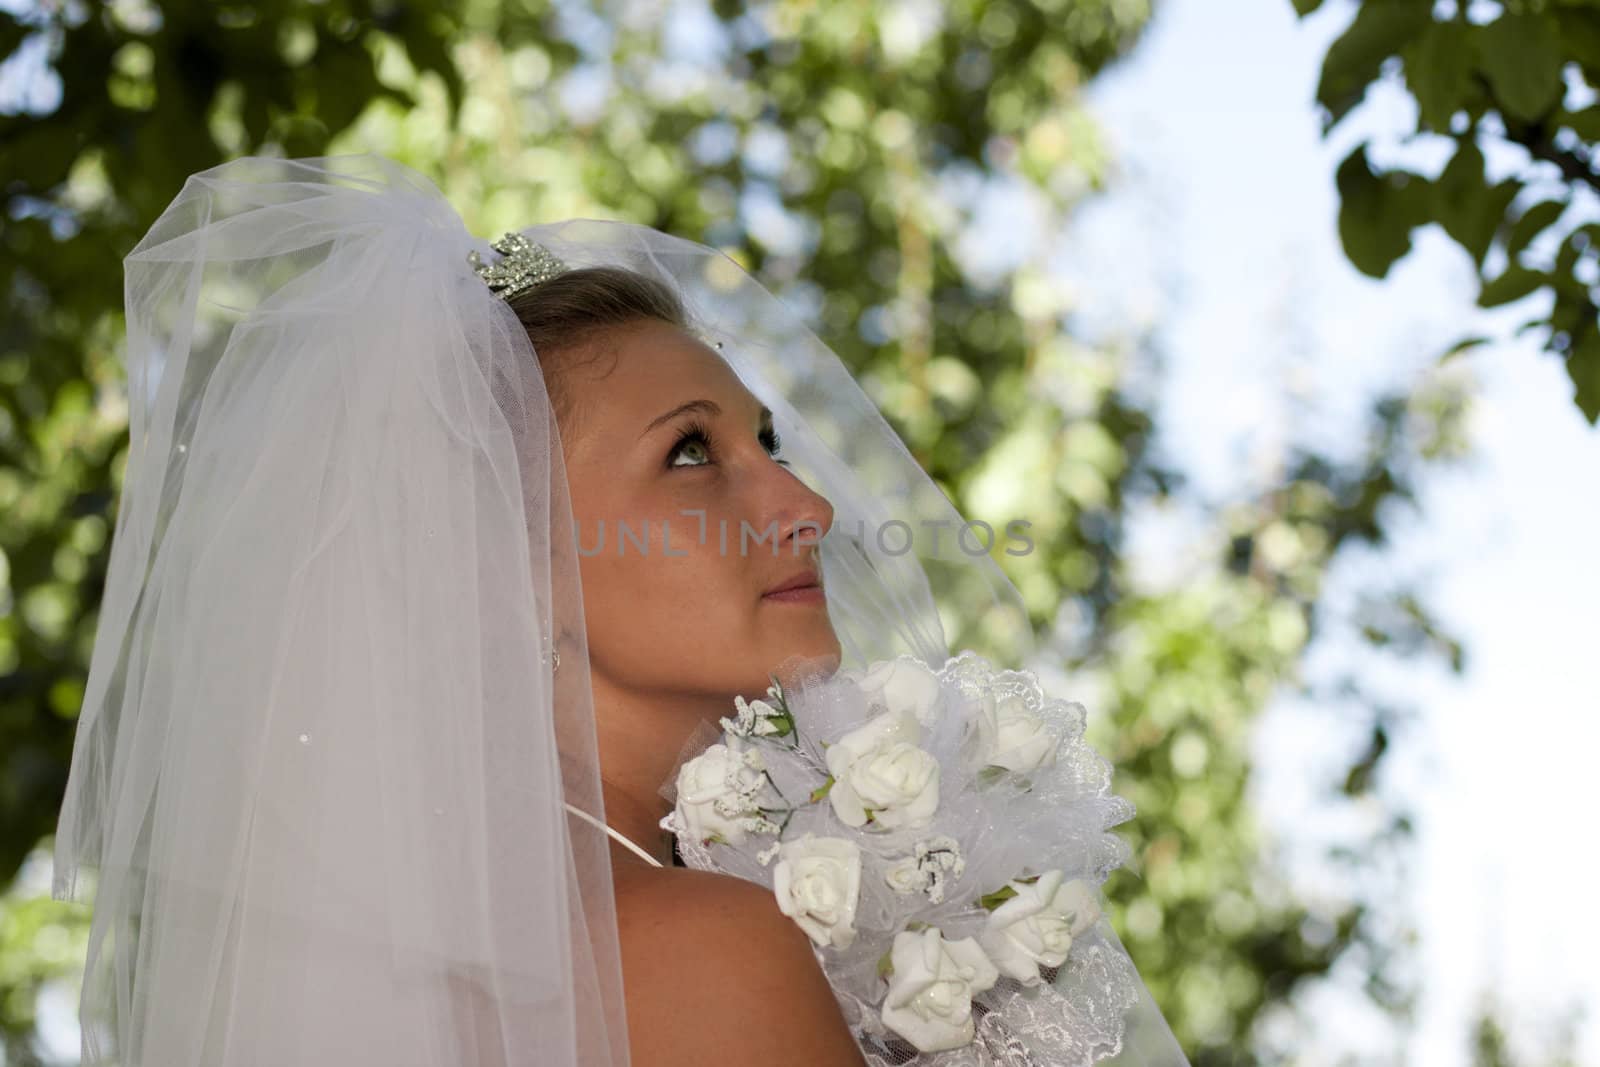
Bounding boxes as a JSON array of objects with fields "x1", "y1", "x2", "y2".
[
  {"x1": 761, "y1": 631, "x2": 843, "y2": 689},
  {"x1": 727, "y1": 627, "x2": 834, "y2": 693}
]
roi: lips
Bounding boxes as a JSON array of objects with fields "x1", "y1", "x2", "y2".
[{"x1": 764, "y1": 568, "x2": 823, "y2": 596}]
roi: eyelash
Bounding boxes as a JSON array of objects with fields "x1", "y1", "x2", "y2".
[{"x1": 667, "y1": 418, "x2": 788, "y2": 470}]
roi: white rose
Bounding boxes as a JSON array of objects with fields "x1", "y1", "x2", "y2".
[
  {"x1": 853, "y1": 657, "x2": 946, "y2": 725},
  {"x1": 978, "y1": 871, "x2": 1101, "y2": 986},
  {"x1": 823, "y1": 710, "x2": 940, "y2": 829},
  {"x1": 880, "y1": 927, "x2": 999, "y2": 1052},
  {"x1": 672, "y1": 740, "x2": 768, "y2": 845},
  {"x1": 976, "y1": 693, "x2": 1061, "y2": 773},
  {"x1": 772, "y1": 835, "x2": 862, "y2": 949}
]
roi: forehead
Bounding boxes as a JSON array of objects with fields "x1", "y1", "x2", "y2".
[{"x1": 561, "y1": 320, "x2": 763, "y2": 448}]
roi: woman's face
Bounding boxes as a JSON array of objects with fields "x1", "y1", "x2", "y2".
[{"x1": 556, "y1": 318, "x2": 841, "y2": 705}]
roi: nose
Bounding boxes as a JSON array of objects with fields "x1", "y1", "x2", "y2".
[{"x1": 773, "y1": 471, "x2": 834, "y2": 558}]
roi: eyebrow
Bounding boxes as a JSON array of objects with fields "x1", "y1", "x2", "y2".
[{"x1": 638, "y1": 398, "x2": 773, "y2": 440}]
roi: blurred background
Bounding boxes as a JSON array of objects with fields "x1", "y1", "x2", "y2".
[{"x1": 2, "y1": 0, "x2": 1597, "y2": 1063}]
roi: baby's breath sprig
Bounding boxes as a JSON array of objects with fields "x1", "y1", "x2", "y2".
[
  {"x1": 719, "y1": 677, "x2": 796, "y2": 741},
  {"x1": 885, "y1": 835, "x2": 966, "y2": 904}
]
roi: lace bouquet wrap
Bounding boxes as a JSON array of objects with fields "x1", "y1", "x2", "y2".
[{"x1": 661, "y1": 652, "x2": 1144, "y2": 1067}]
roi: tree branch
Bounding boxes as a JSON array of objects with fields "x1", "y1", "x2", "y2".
[
  {"x1": 1521, "y1": 134, "x2": 1600, "y2": 199},
  {"x1": 1498, "y1": 105, "x2": 1600, "y2": 199}
]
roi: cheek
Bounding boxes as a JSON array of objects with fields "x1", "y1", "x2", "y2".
[{"x1": 578, "y1": 527, "x2": 753, "y2": 643}]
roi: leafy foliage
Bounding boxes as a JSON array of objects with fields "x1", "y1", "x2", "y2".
[
  {"x1": 1469, "y1": 991, "x2": 1586, "y2": 1067},
  {"x1": 1, "y1": 0, "x2": 1466, "y2": 1063},
  {"x1": 1297, "y1": 0, "x2": 1600, "y2": 422}
]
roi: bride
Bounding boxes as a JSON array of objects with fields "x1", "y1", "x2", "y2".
[
  {"x1": 49, "y1": 155, "x2": 1187, "y2": 1066},
  {"x1": 520, "y1": 269, "x2": 861, "y2": 1061}
]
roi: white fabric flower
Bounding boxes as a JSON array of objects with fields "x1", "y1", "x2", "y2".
[
  {"x1": 772, "y1": 835, "x2": 862, "y2": 949},
  {"x1": 672, "y1": 739, "x2": 769, "y2": 845},
  {"x1": 823, "y1": 709, "x2": 940, "y2": 830},
  {"x1": 880, "y1": 927, "x2": 999, "y2": 1052},
  {"x1": 852, "y1": 657, "x2": 946, "y2": 725},
  {"x1": 975, "y1": 692, "x2": 1061, "y2": 773},
  {"x1": 978, "y1": 871, "x2": 1101, "y2": 986},
  {"x1": 884, "y1": 857, "x2": 927, "y2": 895}
]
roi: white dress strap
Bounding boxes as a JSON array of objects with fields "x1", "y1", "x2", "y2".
[{"x1": 564, "y1": 802, "x2": 665, "y2": 868}]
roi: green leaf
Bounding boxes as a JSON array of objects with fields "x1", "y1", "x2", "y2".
[
  {"x1": 977, "y1": 884, "x2": 1020, "y2": 911},
  {"x1": 1477, "y1": 266, "x2": 1548, "y2": 308},
  {"x1": 1336, "y1": 145, "x2": 1425, "y2": 277},
  {"x1": 1479, "y1": 13, "x2": 1563, "y2": 121},
  {"x1": 1432, "y1": 141, "x2": 1521, "y2": 266},
  {"x1": 393, "y1": 8, "x2": 464, "y2": 116},
  {"x1": 1550, "y1": 286, "x2": 1591, "y2": 338},
  {"x1": 1505, "y1": 200, "x2": 1567, "y2": 259},
  {"x1": 1316, "y1": 2, "x2": 1433, "y2": 130},
  {"x1": 1291, "y1": 0, "x2": 1325, "y2": 15},
  {"x1": 1403, "y1": 20, "x2": 1477, "y2": 132},
  {"x1": 1554, "y1": 8, "x2": 1600, "y2": 71},
  {"x1": 1559, "y1": 105, "x2": 1600, "y2": 142},
  {"x1": 1435, "y1": 139, "x2": 1486, "y2": 208},
  {"x1": 1, "y1": 10, "x2": 29, "y2": 58},
  {"x1": 1439, "y1": 334, "x2": 1491, "y2": 362},
  {"x1": 808, "y1": 776, "x2": 835, "y2": 803},
  {"x1": 1556, "y1": 230, "x2": 1584, "y2": 275},
  {"x1": 0, "y1": 122, "x2": 85, "y2": 192},
  {"x1": 240, "y1": 89, "x2": 274, "y2": 148},
  {"x1": 1568, "y1": 326, "x2": 1600, "y2": 423},
  {"x1": 764, "y1": 673, "x2": 794, "y2": 718},
  {"x1": 312, "y1": 38, "x2": 385, "y2": 136}
]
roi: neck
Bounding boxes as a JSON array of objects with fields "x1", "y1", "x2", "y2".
[
  {"x1": 597, "y1": 776, "x2": 673, "y2": 869},
  {"x1": 591, "y1": 673, "x2": 726, "y2": 870}
]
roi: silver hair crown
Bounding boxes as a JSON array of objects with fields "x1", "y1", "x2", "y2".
[{"x1": 468, "y1": 232, "x2": 569, "y2": 300}]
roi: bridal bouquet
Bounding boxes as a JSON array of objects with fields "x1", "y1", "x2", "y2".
[{"x1": 659, "y1": 652, "x2": 1144, "y2": 1066}]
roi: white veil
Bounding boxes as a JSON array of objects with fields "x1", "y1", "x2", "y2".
[
  {"x1": 51, "y1": 154, "x2": 1187, "y2": 1066},
  {"x1": 51, "y1": 155, "x2": 623, "y2": 1065}
]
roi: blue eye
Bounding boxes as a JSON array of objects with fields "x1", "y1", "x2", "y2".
[{"x1": 666, "y1": 419, "x2": 789, "y2": 470}]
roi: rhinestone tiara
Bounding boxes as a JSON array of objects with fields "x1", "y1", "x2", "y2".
[{"x1": 468, "y1": 232, "x2": 569, "y2": 300}]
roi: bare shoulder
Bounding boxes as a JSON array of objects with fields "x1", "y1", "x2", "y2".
[{"x1": 613, "y1": 866, "x2": 864, "y2": 1067}]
